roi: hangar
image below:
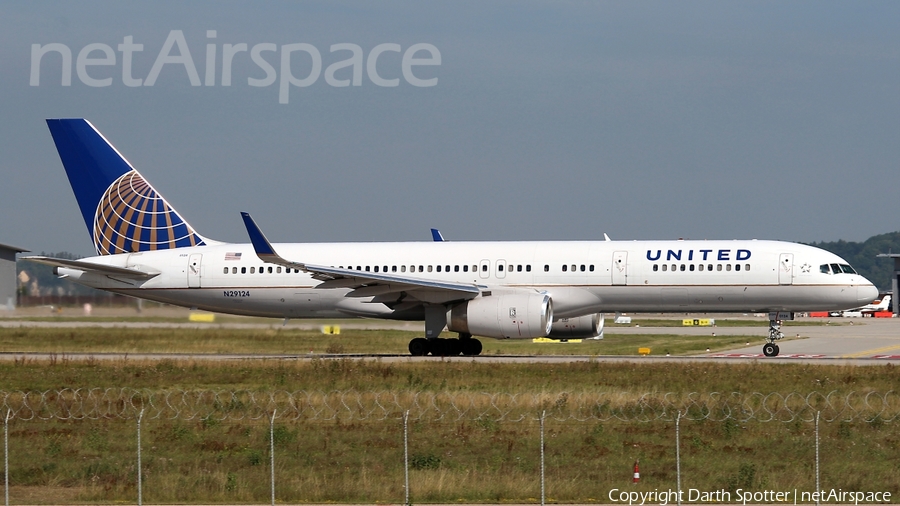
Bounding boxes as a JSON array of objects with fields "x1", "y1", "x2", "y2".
[{"x1": 0, "y1": 243, "x2": 29, "y2": 310}]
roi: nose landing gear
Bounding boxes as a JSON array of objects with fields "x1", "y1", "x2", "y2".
[{"x1": 763, "y1": 318, "x2": 784, "y2": 357}]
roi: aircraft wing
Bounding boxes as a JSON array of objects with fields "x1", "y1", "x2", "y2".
[
  {"x1": 22, "y1": 256, "x2": 160, "y2": 279},
  {"x1": 241, "y1": 212, "x2": 481, "y2": 302}
]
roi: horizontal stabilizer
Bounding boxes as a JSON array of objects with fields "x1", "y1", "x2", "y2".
[{"x1": 22, "y1": 256, "x2": 160, "y2": 279}]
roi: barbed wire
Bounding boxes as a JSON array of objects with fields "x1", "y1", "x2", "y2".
[{"x1": 0, "y1": 389, "x2": 896, "y2": 423}]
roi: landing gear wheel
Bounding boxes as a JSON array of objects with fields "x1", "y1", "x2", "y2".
[
  {"x1": 409, "y1": 338, "x2": 429, "y2": 356},
  {"x1": 430, "y1": 339, "x2": 450, "y2": 357},
  {"x1": 461, "y1": 338, "x2": 483, "y2": 356},
  {"x1": 762, "y1": 342, "x2": 779, "y2": 357}
]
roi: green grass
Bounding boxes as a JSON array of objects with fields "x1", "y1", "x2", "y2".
[
  {"x1": 0, "y1": 358, "x2": 898, "y2": 503},
  {"x1": 0, "y1": 326, "x2": 770, "y2": 356}
]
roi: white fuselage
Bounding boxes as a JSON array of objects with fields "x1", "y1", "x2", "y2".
[{"x1": 60, "y1": 239, "x2": 876, "y2": 321}]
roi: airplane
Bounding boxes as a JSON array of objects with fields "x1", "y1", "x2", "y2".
[
  {"x1": 25, "y1": 119, "x2": 879, "y2": 357},
  {"x1": 835, "y1": 294, "x2": 892, "y2": 317}
]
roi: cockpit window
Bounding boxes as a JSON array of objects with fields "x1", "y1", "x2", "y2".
[
  {"x1": 820, "y1": 264, "x2": 831, "y2": 274},
  {"x1": 830, "y1": 263, "x2": 841, "y2": 275},
  {"x1": 840, "y1": 264, "x2": 857, "y2": 274}
]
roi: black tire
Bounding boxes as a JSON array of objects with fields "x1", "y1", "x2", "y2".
[
  {"x1": 773, "y1": 344, "x2": 780, "y2": 356},
  {"x1": 762, "y1": 343, "x2": 778, "y2": 357},
  {"x1": 461, "y1": 338, "x2": 483, "y2": 356},
  {"x1": 447, "y1": 339, "x2": 463, "y2": 356},
  {"x1": 409, "y1": 338, "x2": 429, "y2": 356}
]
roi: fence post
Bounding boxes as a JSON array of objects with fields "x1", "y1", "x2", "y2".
[
  {"x1": 4, "y1": 410, "x2": 10, "y2": 506},
  {"x1": 137, "y1": 409, "x2": 143, "y2": 506},
  {"x1": 815, "y1": 411, "x2": 820, "y2": 506},
  {"x1": 403, "y1": 410, "x2": 410, "y2": 506},
  {"x1": 270, "y1": 409, "x2": 276, "y2": 506},
  {"x1": 676, "y1": 411, "x2": 682, "y2": 506},
  {"x1": 540, "y1": 410, "x2": 546, "y2": 506}
]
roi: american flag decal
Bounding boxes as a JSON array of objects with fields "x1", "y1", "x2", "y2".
[{"x1": 225, "y1": 252, "x2": 242, "y2": 261}]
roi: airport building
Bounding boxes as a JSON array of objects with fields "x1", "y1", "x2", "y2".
[
  {"x1": 877, "y1": 253, "x2": 900, "y2": 316},
  {"x1": 0, "y1": 242, "x2": 29, "y2": 310}
]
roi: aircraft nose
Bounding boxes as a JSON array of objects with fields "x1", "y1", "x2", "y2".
[{"x1": 858, "y1": 283, "x2": 879, "y2": 305}]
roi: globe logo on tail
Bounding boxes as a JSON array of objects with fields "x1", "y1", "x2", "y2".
[{"x1": 93, "y1": 170, "x2": 205, "y2": 255}]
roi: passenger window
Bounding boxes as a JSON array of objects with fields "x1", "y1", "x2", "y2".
[
  {"x1": 735, "y1": 264, "x2": 741, "y2": 271},
  {"x1": 436, "y1": 265, "x2": 441, "y2": 272},
  {"x1": 698, "y1": 264, "x2": 704, "y2": 272},
  {"x1": 689, "y1": 264, "x2": 695, "y2": 271},
  {"x1": 498, "y1": 264, "x2": 504, "y2": 272},
  {"x1": 517, "y1": 265, "x2": 522, "y2": 272},
  {"x1": 680, "y1": 264, "x2": 685, "y2": 271},
  {"x1": 365, "y1": 266, "x2": 370, "y2": 272},
  {"x1": 374, "y1": 266, "x2": 380, "y2": 272},
  {"x1": 580, "y1": 265, "x2": 585, "y2": 272},
  {"x1": 419, "y1": 266, "x2": 424, "y2": 272},
  {"x1": 250, "y1": 267, "x2": 255, "y2": 274},
  {"x1": 445, "y1": 265, "x2": 450, "y2": 272},
  {"x1": 463, "y1": 265, "x2": 468, "y2": 272},
  {"x1": 277, "y1": 266, "x2": 282, "y2": 273},
  {"x1": 662, "y1": 264, "x2": 667, "y2": 272},
  {"x1": 745, "y1": 264, "x2": 750, "y2": 271},
  {"x1": 392, "y1": 266, "x2": 397, "y2": 272},
  {"x1": 726, "y1": 264, "x2": 732, "y2": 271},
  {"x1": 562, "y1": 265, "x2": 568, "y2": 272},
  {"x1": 401, "y1": 266, "x2": 406, "y2": 272},
  {"x1": 544, "y1": 265, "x2": 549, "y2": 272},
  {"x1": 671, "y1": 264, "x2": 676, "y2": 271},
  {"x1": 481, "y1": 264, "x2": 487, "y2": 272},
  {"x1": 589, "y1": 265, "x2": 594, "y2": 272},
  {"x1": 223, "y1": 267, "x2": 228, "y2": 274},
  {"x1": 717, "y1": 264, "x2": 722, "y2": 271},
  {"x1": 653, "y1": 264, "x2": 659, "y2": 272},
  {"x1": 232, "y1": 267, "x2": 238, "y2": 274},
  {"x1": 428, "y1": 265, "x2": 433, "y2": 272},
  {"x1": 241, "y1": 267, "x2": 247, "y2": 274},
  {"x1": 527, "y1": 265, "x2": 532, "y2": 272},
  {"x1": 571, "y1": 264, "x2": 577, "y2": 272},
  {"x1": 384, "y1": 266, "x2": 388, "y2": 272}
]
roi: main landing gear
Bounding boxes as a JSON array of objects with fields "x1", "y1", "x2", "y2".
[
  {"x1": 408, "y1": 334, "x2": 483, "y2": 357},
  {"x1": 763, "y1": 319, "x2": 784, "y2": 357}
]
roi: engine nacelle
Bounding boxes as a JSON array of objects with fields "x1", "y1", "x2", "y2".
[
  {"x1": 548, "y1": 313, "x2": 604, "y2": 339},
  {"x1": 448, "y1": 292, "x2": 553, "y2": 339}
]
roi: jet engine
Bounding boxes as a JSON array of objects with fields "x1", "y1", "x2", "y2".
[
  {"x1": 548, "y1": 313, "x2": 604, "y2": 339},
  {"x1": 448, "y1": 292, "x2": 553, "y2": 339}
]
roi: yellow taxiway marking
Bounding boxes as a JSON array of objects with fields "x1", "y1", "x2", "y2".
[{"x1": 842, "y1": 344, "x2": 900, "y2": 359}]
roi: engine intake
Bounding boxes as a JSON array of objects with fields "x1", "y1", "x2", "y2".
[
  {"x1": 548, "y1": 313, "x2": 604, "y2": 339},
  {"x1": 448, "y1": 292, "x2": 553, "y2": 339}
]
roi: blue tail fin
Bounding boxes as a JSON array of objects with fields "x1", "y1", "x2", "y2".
[{"x1": 46, "y1": 119, "x2": 208, "y2": 255}]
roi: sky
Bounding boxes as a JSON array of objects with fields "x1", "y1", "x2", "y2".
[{"x1": 2, "y1": 1, "x2": 898, "y2": 256}]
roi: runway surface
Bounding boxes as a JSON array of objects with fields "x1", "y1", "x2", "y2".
[{"x1": 1, "y1": 313, "x2": 897, "y2": 364}]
